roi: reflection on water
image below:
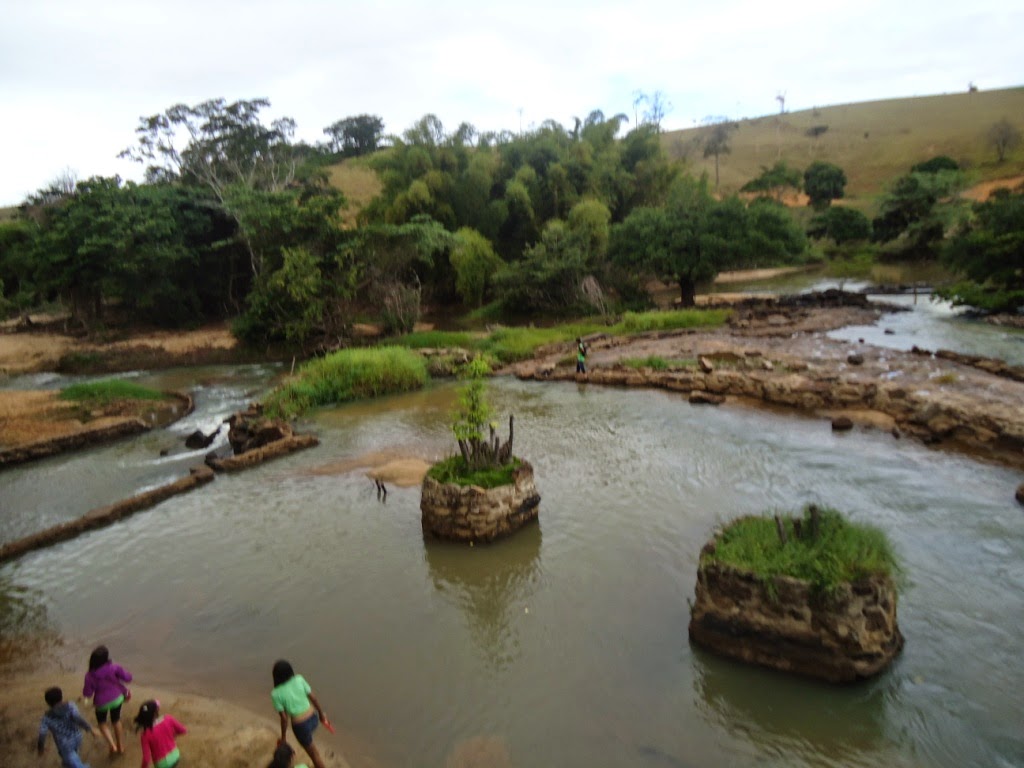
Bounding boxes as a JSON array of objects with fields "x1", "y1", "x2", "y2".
[
  {"x1": 692, "y1": 647, "x2": 897, "y2": 768},
  {"x1": 425, "y1": 525, "x2": 542, "y2": 671}
]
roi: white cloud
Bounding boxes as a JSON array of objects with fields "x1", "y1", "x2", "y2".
[{"x1": 1, "y1": 0, "x2": 1021, "y2": 204}]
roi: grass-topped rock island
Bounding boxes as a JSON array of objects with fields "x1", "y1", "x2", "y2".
[{"x1": 688, "y1": 505, "x2": 903, "y2": 683}]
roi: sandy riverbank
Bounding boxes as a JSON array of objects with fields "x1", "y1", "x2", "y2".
[{"x1": 0, "y1": 671, "x2": 352, "y2": 768}]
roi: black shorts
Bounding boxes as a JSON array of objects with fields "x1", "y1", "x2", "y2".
[{"x1": 96, "y1": 702, "x2": 122, "y2": 724}]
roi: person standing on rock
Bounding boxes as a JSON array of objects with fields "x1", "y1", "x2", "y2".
[
  {"x1": 82, "y1": 645, "x2": 133, "y2": 756},
  {"x1": 575, "y1": 337, "x2": 588, "y2": 374}
]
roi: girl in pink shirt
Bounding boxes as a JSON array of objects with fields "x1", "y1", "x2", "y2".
[{"x1": 134, "y1": 699, "x2": 186, "y2": 768}]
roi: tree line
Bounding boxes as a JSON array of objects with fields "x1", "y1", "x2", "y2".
[{"x1": 0, "y1": 98, "x2": 1020, "y2": 349}]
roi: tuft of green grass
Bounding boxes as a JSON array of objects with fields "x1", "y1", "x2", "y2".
[
  {"x1": 621, "y1": 355, "x2": 695, "y2": 371},
  {"x1": 478, "y1": 327, "x2": 569, "y2": 363},
  {"x1": 59, "y1": 380, "x2": 168, "y2": 404},
  {"x1": 263, "y1": 346, "x2": 428, "y2": 418},
  {"x1": 703, "y1": 505, "x2": 900, "y2": 596},
  {"x1": 427, "y1": 455, "x2": 521, "y2": 488},
  {"x1": 613, "y1": 308, "x2": 730, "y2": 333}
]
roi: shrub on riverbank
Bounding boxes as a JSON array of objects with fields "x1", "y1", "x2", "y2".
[
  {"x1": 703, "y1": 505, "x2": 900, "y2": 596},
  {"x1": 263, "y1": 346, "x2": 428, "y2": 418},
  {"x1": 616, "y1": 308, "x2": 729, "y2": 333},
  {"x1": 59, "y1": 380, "x2": 168, "y2": 404}
]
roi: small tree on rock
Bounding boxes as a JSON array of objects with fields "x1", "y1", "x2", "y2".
[{"x1": 451, "y1": 357, "x2": 514, "y2": 470}]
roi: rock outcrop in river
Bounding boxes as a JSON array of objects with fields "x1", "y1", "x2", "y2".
[{"x1": 688, "y1": 549, "x2": 904, "y2": 683}]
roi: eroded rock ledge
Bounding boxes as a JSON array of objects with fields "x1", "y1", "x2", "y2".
[
  {"x1": 688, "y1": 557, "x2": 904, "y2": 683},
  {"x1": 421, "y1": 461, "x2": 540, "y2": 543}
]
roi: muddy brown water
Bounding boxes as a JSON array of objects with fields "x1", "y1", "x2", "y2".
[{"x1": 1, "y1": 296, "x2": 1023, "y2": 767}]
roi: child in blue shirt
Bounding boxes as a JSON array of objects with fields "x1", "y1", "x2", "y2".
[{"x1": 38, "y1": 686, "x2": 96, "y2": 768}]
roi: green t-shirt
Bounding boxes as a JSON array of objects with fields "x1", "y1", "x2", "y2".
[{"x1": 271, "y1": 674, "x2": 312, "y2": 717}]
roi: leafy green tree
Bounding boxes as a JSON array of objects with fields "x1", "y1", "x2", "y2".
[
  {"x1": 0, "y1": 220, "x2": 37, "y2": 311},
  {"x1": 743, "y1": 198, "x2": 808, "y2": 263},
  {"x1": 871, "y1": 170, "x2": 966, "y2": 257},
  {"x1": 322, "y1": 114, "x2": 385, "y2": 157},
  {"x1": 803, "y1": 161, "x2": 847, "y2": 209},
  {"x1": 808, "y1": 206, "x2": 872, "y2": 244},
  {"x1": 450, "y1": 228, "x2": 504, "y2": 307},
  {"x1": 344, "y1": 216, "x2": 453, "y2": 333},
  {"x1": 120, "y1": 98, "x2": 323, "y2": 278},
  {"x1": 939, "y1": 187, "x2": 1024, "y2": 312},
  {"x1": 611, "y1": 176, "x2": 742, "y2": 306},
  {"x1": 492, "y1": 220, "x2": 591, "y2": 314},
  {"x1": 741, "y1": 161, "x2": 802, "y2": 202},
  {"x1": 28, "y1": 177, "x2": 201, "y2": 326}
]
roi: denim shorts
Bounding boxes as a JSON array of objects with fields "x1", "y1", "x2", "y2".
[{"x1": 292, "y1": 713, "x2": 319, "y2": 747}]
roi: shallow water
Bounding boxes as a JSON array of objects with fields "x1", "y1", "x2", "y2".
[{"x1": 2, "y1": 369, "x2": 1023, "y2": 767}]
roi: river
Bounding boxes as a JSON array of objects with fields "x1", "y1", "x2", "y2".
[{"x1": 1, "y1": 300, "x2": 1023, "y2": 767}]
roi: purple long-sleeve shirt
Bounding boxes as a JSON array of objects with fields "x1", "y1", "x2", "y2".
[{"x1": 83, "y1": 660, "x2": 133, "y2": 708}]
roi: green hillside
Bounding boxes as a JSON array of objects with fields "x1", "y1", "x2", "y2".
[{"x1": 663, "y1": 86, "x2": 1024, "y2": 207}]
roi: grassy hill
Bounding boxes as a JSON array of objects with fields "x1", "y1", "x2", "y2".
[{"x1": 663, "y1": 86, "x2": 1024, "y2": 210}]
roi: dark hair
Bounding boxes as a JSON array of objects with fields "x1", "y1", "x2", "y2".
[
  {"x1": 267, "y1": 741, "x2": 295, "y2": 768},
  {"x1": 44, "y1": 687, "x2": 63, "y2": 707},
  {"x1": 134, "y1": 699, "x2": 159, "y2": 731},
  {"x1": 272, "y1": 660, "x2": 295, "y2": 688},
  {"x1": 89, "y1": 645, "x2": 110, "y2": 671}
]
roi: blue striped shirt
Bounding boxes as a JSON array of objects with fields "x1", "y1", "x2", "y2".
[{"x1": 38, "y1": 701, "x2": 91, "y2": 758}]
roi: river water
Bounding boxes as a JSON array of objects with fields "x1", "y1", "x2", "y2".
[{"x1": 1, "y1": 303, "x2": 1023, "y2": 767}]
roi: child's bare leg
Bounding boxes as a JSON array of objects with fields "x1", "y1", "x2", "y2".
[
  {"x1": 113, "y1": 720, "x2": 125, "y2": 752},
  {"x1": 98, "y1": 721, "x2": 117, "y2": 751},
  {"x1": 303, "y1": 741, "x2": 327, "y2": 768}
]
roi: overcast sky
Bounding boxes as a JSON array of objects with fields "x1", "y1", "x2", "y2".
[{"x1": 1, "y1": 0, "x2": 1021, "y2": 205}]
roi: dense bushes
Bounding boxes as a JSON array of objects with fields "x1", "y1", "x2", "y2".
[{"x1": 262, "y1": 346, "x2": 428, "y2": 418}]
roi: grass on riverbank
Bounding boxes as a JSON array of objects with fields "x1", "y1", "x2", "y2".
[
  {"x1": 427, "y1": 455, "x2": 521, "y2": 488},
  {"x1": 703, "y1": 505, "x2": 900, "y2": 596},
  {"x1": 392, "y1": 308, "x2": 731, "y2": 364},
  {"x1": 59, "y1": 380, "x2": 168, "y2": 405},
  {"x1": 263, "y1": 346, "x2": 428, "y2": 418}
]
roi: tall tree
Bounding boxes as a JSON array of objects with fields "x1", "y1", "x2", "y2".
[
  {"x1": 611, "y1": 176, "x2": 742, "y2": 306},
  {"x1": 120, "y1": 98, "x2": 309, "y2": 277},
  {"x1": 703, "y1": 122, "x2": 737, "y2": 189}
]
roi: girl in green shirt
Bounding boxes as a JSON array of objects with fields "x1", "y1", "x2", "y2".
[{"x1": 270, "y1": 660, "x2": 330, "y2": 768}]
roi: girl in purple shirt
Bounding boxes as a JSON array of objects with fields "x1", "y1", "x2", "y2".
[{"x1": 82, "y1": 645, "x2": 133, "y2": 756}]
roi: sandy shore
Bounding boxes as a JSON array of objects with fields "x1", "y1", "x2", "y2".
[{"x1": 0, "y1": 657, "x2": 352, "y2": 768}]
